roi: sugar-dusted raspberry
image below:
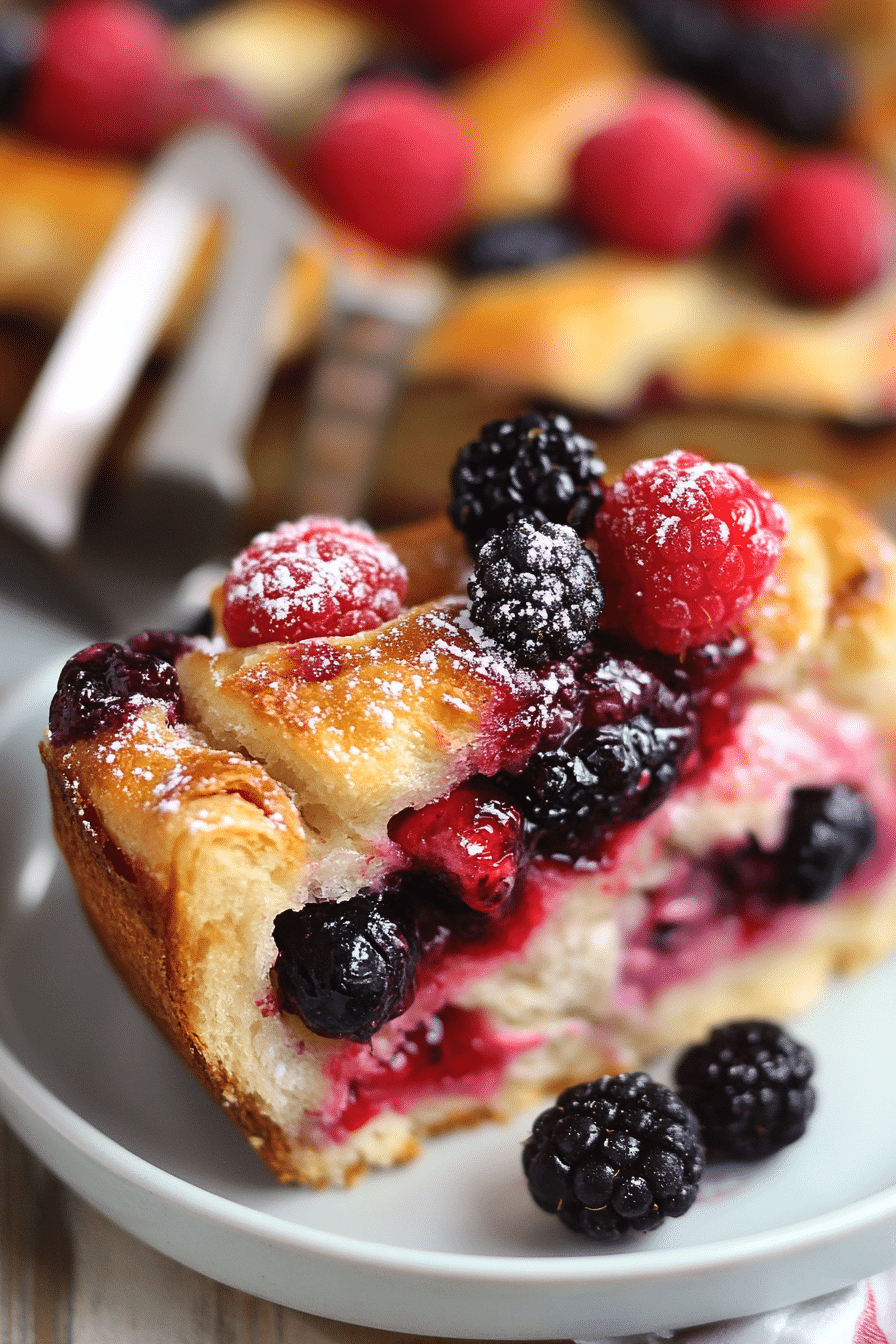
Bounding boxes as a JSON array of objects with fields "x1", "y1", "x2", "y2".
[
  {"x1": 755, "y1": 156, "x2": 895, "y2": 305},
  {"x1": 405, "y1": 0, "x2": 550, "y2": 68},
  {"x1": 21, "y1": 0, "x2": 177, "y2": 156},
  {"x1": 592, "y1": 450, "x2": 787, "y2": 655},
  {"x1": 570, "y1": 85, "x2": 738, "y2": 257},
  {"x1": 304, "y1": 77, "x2": 473, "y2": 254},
  {"x1": 222, "y1": 516, "x2": 407, "y2": 647},
  {"x1": 389, "y1": 780, "x2": 524, "y2": 913}
]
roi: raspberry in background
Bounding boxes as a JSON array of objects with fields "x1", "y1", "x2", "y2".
[
  {"x1": 403, "y1": 0, "x2": 551, "y2": 68},
  {"x1": 592, "y1": 450, "x2": 787, "y2": 655},
  {"x1": 222, "y1": 516, "x2": 408, "y2": 646},
  {"x1": 570, "y1": 85, "x2": 739, "y2": 257},
  {"x1": 754, "y1": 155, "x2": 895, "y2": 305},
  {"x1": 21, "y1": 0, "x2": 178, "y2": 157},
  {"x1": 150, "y1": 73, "x2": 270, "y2": 152},
  {"x1": 305, "y1": 78, "x2": 474, "y2": 253}
]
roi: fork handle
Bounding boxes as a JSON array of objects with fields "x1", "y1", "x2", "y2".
[{"x1": 292, "y1": 311, "x2": 418, "y2": 521}]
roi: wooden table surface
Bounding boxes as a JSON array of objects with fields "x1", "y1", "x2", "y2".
[{"x1": 1, "y1": 1117, "x2": 571, "y2": 1344}]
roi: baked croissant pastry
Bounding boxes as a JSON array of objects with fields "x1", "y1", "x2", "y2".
[{"x1": 40, "y1": 429, "x2": 896, "y2": 1186}]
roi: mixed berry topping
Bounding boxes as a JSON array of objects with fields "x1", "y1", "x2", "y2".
[
  {"x1": 449, "y1": 412, "x2": 605, "y2": 556},
  {"x1": 273, "y1": 890, "x2": 420, "y2": 1043},
  {"x1": 755, "y1": 156, "x2": 895, "y2": 305},
  {"x1": 468, "y1": 520, "x2": 604, "y2": 667},
  {"x1": 222, "y1": 516, "x2": 407, "y2": 647},
  {"x1": 592, "y1": 449, "x2": 787, "y2": 655},
  {"x1": 388, "y1": 780, "x2": 524, "y2": 913},
  {"x1": 776, "y1": 784, "x2": 877, "y2": 905},
  {"x1": 127, "y1": 627, "x2": 195, "y2": 666},
  {"x1": 523, "y1": 1073, "x2": 705, "y2": 1241},
  {"x1": 675, "y1": 1019, "x2": 815, "y2": 1159},
  {"x1": 22, "y1": 0, "x2": 177, "y2": 156},
  {"x1": 304, "y1": 77, "x2": 474, "y2": 254},
  {"x1": 48, "y1": 641, "x2": 184, "y2": 747},
  {"x1": 571, "y1": 86, "x2": 738, "y2": 258},
  {"x1": 508, "y1": 648, "x2": 697, "y2": 852},
  {"x1": 454, "y1": 215, "x2": 589, "y2": 277}
]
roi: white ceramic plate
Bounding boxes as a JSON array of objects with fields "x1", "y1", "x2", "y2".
[{"x1": 3, "y1": 666, "x2": 896, "y2": 1341}]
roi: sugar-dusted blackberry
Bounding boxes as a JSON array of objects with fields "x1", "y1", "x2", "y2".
[
  {"x1": 675, "y1": 1020, "x2": 815, "y2": 1160},
  {"x1": 454, "y1": 215, "x2": 589, "y2": 276},
  {"x1": 719, "y1": 25, "x2": 851, "y2": 144},
  {"x1": 523, "y1": 1072, "x2": 705, "y2": 1242},
  {"x1": 626, "y1": 0, "x2": 736, "y2": 89},
  {"x1": 777, "y1": 785, "x2": 876, "y2": 904},
  {"x1": 48, "y1": 642, "x2": 184, "y2": 747},
  {"x1": 449, "y1": 412, "x2": 605, "y2": 555},
  {"x1": 468, "y1": 520, "x2": 603, "y2": 666},
  {"x1": 273, "y1": 889, "x2": 420, "y2": 1043},
  {"x1": 509, "y1": 650, "x2": 696, "y2": 848}
]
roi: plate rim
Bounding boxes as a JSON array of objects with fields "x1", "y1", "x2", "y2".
[{"x1": 4, "y1": 657, "x2": 896, "y2": 1332}]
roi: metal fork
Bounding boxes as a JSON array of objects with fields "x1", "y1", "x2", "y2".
[{"x1": 0, "y1": 126, "x2": 445, "y2": 637}]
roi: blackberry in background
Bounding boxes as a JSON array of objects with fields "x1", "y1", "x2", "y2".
[
  {"x1": 721, "y1": 24, "x2": 851, "y2": 144},
  {"x1": 627, "y1": 0, "x2": 736, "y2": 88},
  {"x1": 0, "y1": 11, "x2": 39, "y2": 121},
  {"x1": 454, "y1": 215, "x2": 589, "y2": 276},
  {"x1": 523, "y1": 1072, "x2": 705, "y2": 1241},
  {"x1": 449, "y1": 411, "x2": 605, "y2": 555},
  {"x1": 777, "y1": 784, "x2": 876, "y2": 904},
  {"x1": 675, "y1": 1019, "x2": 815, "y2": 1159}
]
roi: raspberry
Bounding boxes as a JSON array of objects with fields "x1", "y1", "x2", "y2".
[
  {"x1": 151, "y1": 74, "x2": 270, "y2": 153},
  {"x1": 592, "y1": 450, "x2": 787, "y2": 655},
  {"x1": 22, "y1": 0, "x2": 177, "y2": 157},
  {"x1": 222, "y1": 516, "x2": 407, "y2": 647},
  {"x1": 674, "y1": 1020, "x2": 815, "y2": 1160},
  {"x1": 48, "y1": 642, "x2": 184, "y2": 746},
  {"x1": 388, "y1": 781, "x2": 523, "y2": 913},
  {"x1": 755, "y1": 156, "x2": 894, "y2": 305},
  {"x1": 570, "y1": 86, "x2": 738, "y2": 257},
  {"x1": 509, "y1": 649, "x2": 697, "y2": 851},
  {"x1": 449, "y1": 412, "x2": 605, "y2": 555},
  {"x1": 273, "y1": 890, "x2": 420, "y2": 1043},
  {"x1": 305, "y1": 78, "x2": 473, "y2": 253},
  {"x1": 403, "y1": 0, "x2": 550, "y2": 69},
  {"x1": 776, "y1": 785, "x2": 877, "y2": 904},
  {"x1": 468, "y1": 520, "x2": 604, "y2": 667},
  {"x1": 523, "y1": 1073, "x2": 705, "y2": 1242}
]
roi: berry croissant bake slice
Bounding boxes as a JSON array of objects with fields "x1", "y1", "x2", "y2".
[{"x1": 40, "y1": 431, "x2": 896, "y2": 1186}]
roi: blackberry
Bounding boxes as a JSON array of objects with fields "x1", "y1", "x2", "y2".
[
  {"x1": 273, "y1": 889, "x2": 420, "y2": 1043},
  {"x1": 675, "y1": 1020, "x2": 815, "y2": 1160},
  {"x1": 523, "y1": 1073, "x2": 705, "y2": 1242},
  {"x1": 509, "y1": 651, "x2": 696, "y2": 849},
  {"x1": 449, "y1": 412, "x2": 605, "y2": 556},
  {"x1": 127, "y1": 629, "x2": 195, "y2": 666},
  {"x1": 627, "y1": 0, "x2": 735, "y2": 88},
  {"x1": 468, "y1": 520, "x2": 603, "y2": 666},
  {"x1": 48, "y1": 642, "x2": 184, "y2": 747},
  {"x1": 719, "y1": 25, "x2": 851, "y2": 144},
  {"x1": 777, "y1": 785, "x2": 876, "y2": 904},
  {"x1": 0, "y1": 11, "x2": 39, "y2": 121},
  {"x1": 454, "y1": 215, "x2": 589, "y2": 277}
]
